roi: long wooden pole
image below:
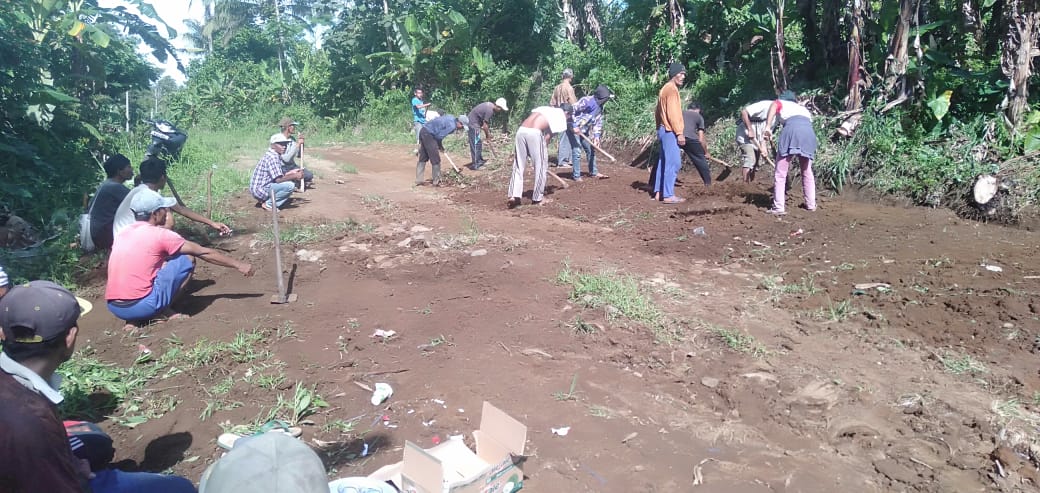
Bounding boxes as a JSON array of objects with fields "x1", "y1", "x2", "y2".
[
  {"x1": 166, "y1": 177, "x2": 186, "y2": 206},
  {"x1": 269, "y1": 184, "x2": 287, "y2": 304},
  {"x1": 298, "y1": 142, "x2": 306, "y2": 193},
  {"x1": 577, "y1": 133, "x2": 617, "y2": 162},
  {"x1": 442, "y1": 150, "x2": 462, "y2": 173}
]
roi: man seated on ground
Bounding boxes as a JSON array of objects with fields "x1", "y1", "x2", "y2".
[
  {"x1": 508, "y1": 104, "x2": 569, "y2": 207},
  {"x1": 88, "y1": 154, "x2": 134, "y2": 250},
  {"x1": 276, "y1": 117, "x2": 313, "y2": 188},
  {"x1": 466, "y1": 98, "x2": 508, "y2": 170},
  {"x1": 106, "y1": 189, "x2": 254, "y2": 328},
  {"x1": 416, "y1": 114, "x2": 469, "y2": 187},
  {"x1": 113, "y1": 157, "x2": 231, "y2": 237},
  {"x1": 251, "y1": 134, "x2": 305, "y2": 210},
  {"x1": 0, "y1": 281, "x2": 196, "y2": 493}
]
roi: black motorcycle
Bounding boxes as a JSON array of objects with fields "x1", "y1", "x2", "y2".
[{"x1": 145, "y1": 120, "x2": 188, "y2": 160}]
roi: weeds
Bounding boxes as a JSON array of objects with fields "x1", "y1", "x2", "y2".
[
  {"x1": 588, "y1": 405, "x2": 612, "y2": 418},
  {"x1": 939, "y1": 351, "x2": 988, "y2": 375},
  {"x1": 278, "y1": 383, "x2": 330, "y2": 426},
  {"x1": 361, "y1": 194, "x2": 395, "y2": 215},
  {"x1": 555, "y1": 263, "x2": 661, "y2": 326},
  {"x1": 257, "y1": 219, "x2": 363, "y2": 246},
  {"x1": 705, "y1": 324, "x2": 767, "y2": 357},
  {"x1": 338, "y1": 163, "x2": 359, "y2": 174},
  {"x1": 552, "y1": 374, "x2": 580, "y2": 401},
  {"x1": 821, "y1": 297, "x2": 854, "y2": 322},
  {"x1": 569, "y1": 316, "x2": 596, "y2": 335}
]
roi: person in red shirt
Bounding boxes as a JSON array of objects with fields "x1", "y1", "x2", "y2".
[{"x1": 106, "y1": 189, "x2": 254, "y2": 328}]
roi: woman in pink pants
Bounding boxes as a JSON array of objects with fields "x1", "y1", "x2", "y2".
[{"x1": 763, "y1": 91, "x2": 817, "y2": 215}]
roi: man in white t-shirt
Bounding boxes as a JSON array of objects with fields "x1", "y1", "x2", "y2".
[
  {"x1": 112, "y1": 157, "x2": 231, "y2": 237},
  {"x1": 735, "y1": 99, "x2": 776, "y2": 183}
]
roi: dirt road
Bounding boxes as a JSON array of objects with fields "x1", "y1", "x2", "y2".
[{"x1": 76, "y1": 143, "x2": 1040, "y2": 491}]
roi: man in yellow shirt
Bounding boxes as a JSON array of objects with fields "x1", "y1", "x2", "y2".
[{"x1": 651, "y1": 63, "x2": 686, "y2": 203}]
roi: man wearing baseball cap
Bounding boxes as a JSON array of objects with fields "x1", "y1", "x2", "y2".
[
  {"x1": 250, "y1": 134, "x2": 305, "y2": 210},
  {"x1": 0, "y1": 281, "x2": 196, "y2": 492},
  {"x1": 107, "y1": 189, "x2": 254, "y2": 327},
  {"x1": 466, "y1": 97, "x2": 508, "y2": 170},
  {"x1": 276, "y1": 117, "x2": 313, "y2": 188},
  {"x1": 416, "y1": 114, "x2": 469, "y2": 186}
]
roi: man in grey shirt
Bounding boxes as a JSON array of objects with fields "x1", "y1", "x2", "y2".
[
  {"x1": 277, "y1": 117, "x2": 313, "y2": 187},
  {"x1": 466, "y1": 98, "x2": 508, "y2": 170},
  {"x1": 88, "y1": 154, "x2": 133, "y2": 250}
]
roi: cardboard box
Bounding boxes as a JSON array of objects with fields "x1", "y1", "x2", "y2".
[{"x1": 368, "y1": 401, "x2": 527, "y2": 493}]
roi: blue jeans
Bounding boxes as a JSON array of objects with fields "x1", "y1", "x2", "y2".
[
  {"x1": 467, "y1": 127, "x2": 485, "y2": 168},
  {"x1": 107, "y1": 254, "x2": 195, "y2": 321},
  {"x1": 266, "y1": 181, "x2": 296, "y2": 208},
  {"x1": 90, "y1": 468, "x2": 196, "y2": 493},
  {"x1": 558, "y1": 129, "x2": 578, "y2": 165},
  {"x1": 573, "y1": 133, "x2": 597, "y2": 179},
  {"x1": 654, "y1": 125, "x2": 681, "y2": 199}
]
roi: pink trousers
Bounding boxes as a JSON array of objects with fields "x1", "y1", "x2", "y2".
[{"x1": 773, "y1": 156, "x2": 816, "y2": 211}]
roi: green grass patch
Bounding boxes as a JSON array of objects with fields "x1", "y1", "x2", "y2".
[
  {"x1": 938, "y1": 351, "x2": 988, "y2": 375},
  {"x1": 554, "y1": 262, "x2": 685, "y2": 342},
  {"x1": 555, "y1": 263, "x2": 662, "y2": 325},
  {"x1": 257, "y1": 219, "x2": 364, "y2": 246},
  {"x1": 338, "y1": 163, "x2": 359, "y2": 174},
  {"x1": 705, "y1": 323, "x2": 767, "y2": 357}
]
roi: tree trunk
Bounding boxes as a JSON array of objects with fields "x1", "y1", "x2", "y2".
[
  {"x1": 839, "y1": 0, "x2": 868, "y2": 136},
  {"x1": 583, "y1": 0, "x2": 603, "y2": 44},
  {"x1": 884, "y1": 0, "x2": 918, "y2": 104},
  {"x1": 798, "y1": 0, "x2": 822, "y2": 76},
  {"x1": 821, "y1": 0, "x2": 845, "y2": 66},
  {"x1": 772, "y1": 0, "x2": 790, "y2": 92},
  {"x1": 561, "y1": 0, "x2": 602, "y2": 46},
  {"x1": 1002, "y1": 0, "x2": 1040, "y2": 127}
]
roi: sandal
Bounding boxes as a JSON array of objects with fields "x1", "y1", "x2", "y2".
[{"x1": 592, "y1": 173, "x2": 609, "y2": 179}]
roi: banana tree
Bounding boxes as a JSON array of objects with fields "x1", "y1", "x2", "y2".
[{"x1": 365, "y1": 5, "x2": 472, "y2": 89}]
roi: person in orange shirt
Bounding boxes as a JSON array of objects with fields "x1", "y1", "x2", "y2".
[{"x1": 651, "y1": 63, "x2": 687, "y2": 203}]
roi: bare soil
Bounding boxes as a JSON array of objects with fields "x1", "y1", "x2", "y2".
[{"x1": 75, "y1": 140, "x2": 1040, "y2": 492}]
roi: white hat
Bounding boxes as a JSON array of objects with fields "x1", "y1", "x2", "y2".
[
  {"x1": 495, "y1": 97, "x2": 509, "y2": 111},
  {"x1": 199, "y1": 433, "x2": 328, "y2": 493},
  {"x1": 129, "y1": 189, "x2": 177, "y2": 216},
  {"x1": 269, "y1": 133, "x2": 292, "y2": 145}
]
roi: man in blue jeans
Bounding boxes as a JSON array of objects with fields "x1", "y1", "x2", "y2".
[
  {"x1": 250, "y1": 134, "x2": 305, "y2": 210},
  {"x1": 571, "y1": 84, "x2": 614, "y2": 181},
  {"x1": 0, "y1": 281, "x2": 196, "y2": 493}
]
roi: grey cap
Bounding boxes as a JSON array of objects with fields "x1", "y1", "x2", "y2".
[
  {"x1": 562, "y1": 68, "x2": 574, "y2": 79},
  {"x1": 457, "y1": 114, "x2": 470, "y2": 131},
  {"x1": 199, "y1": 433, "x2": 328, "y2": 493}
]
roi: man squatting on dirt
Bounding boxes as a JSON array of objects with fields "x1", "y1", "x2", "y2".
[
  {"x1": 416, "y1": 114, "x2": 470, "y2": 186},
  {"x1": 276, "y1": 117, "x2": 314, "y2": 187},
  {"x1": 508, "y1": 104, "x2": 570, "y2": 207},
  {"x1": 106, "y1": 189, "x2": 254, "y2": 328},
  {"x1": 764, "y1": 90, "x2": 818, "y2": 215},
  {"x1": 250, "y1": 134, "x2": 306, "y2": 211}
]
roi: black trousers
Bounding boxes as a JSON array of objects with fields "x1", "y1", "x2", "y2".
[{"x1": 681, "y1": 140, "x2": 711, "y2": 185}]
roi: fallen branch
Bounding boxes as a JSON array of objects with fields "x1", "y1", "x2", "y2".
[{"x1": 363, "y1": 368, "x2": 410, "y2": 377}]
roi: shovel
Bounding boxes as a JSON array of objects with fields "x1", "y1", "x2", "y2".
[{"x1": 268, "y1": 184, "x2": 297, "y2": 304}]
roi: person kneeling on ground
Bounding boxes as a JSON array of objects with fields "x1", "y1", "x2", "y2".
[
  {"x1": 88, "y1": 154, "x2": 134, "y2": 250},
  {"x1": 106, "y1": 189, "x2": 254, "y2": 328},
  {"x1": 251, "y1": 134, "x2": 305, "y2": 210},
  {"x1": 0, "y1": 281, "x2": 196, "y2": 493},
  {"x1": 276, "y1": 117, "x2": 313, "y2": 188},
  {"x1": 508, "y1": 104, "x2": 569, "y2": 207},
  {"x1": 113, "y1": 157, "x2": 231, "y2": 237},
  {"x1": 416, "y1": 114, "x2": 469, "y2": 186}
]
